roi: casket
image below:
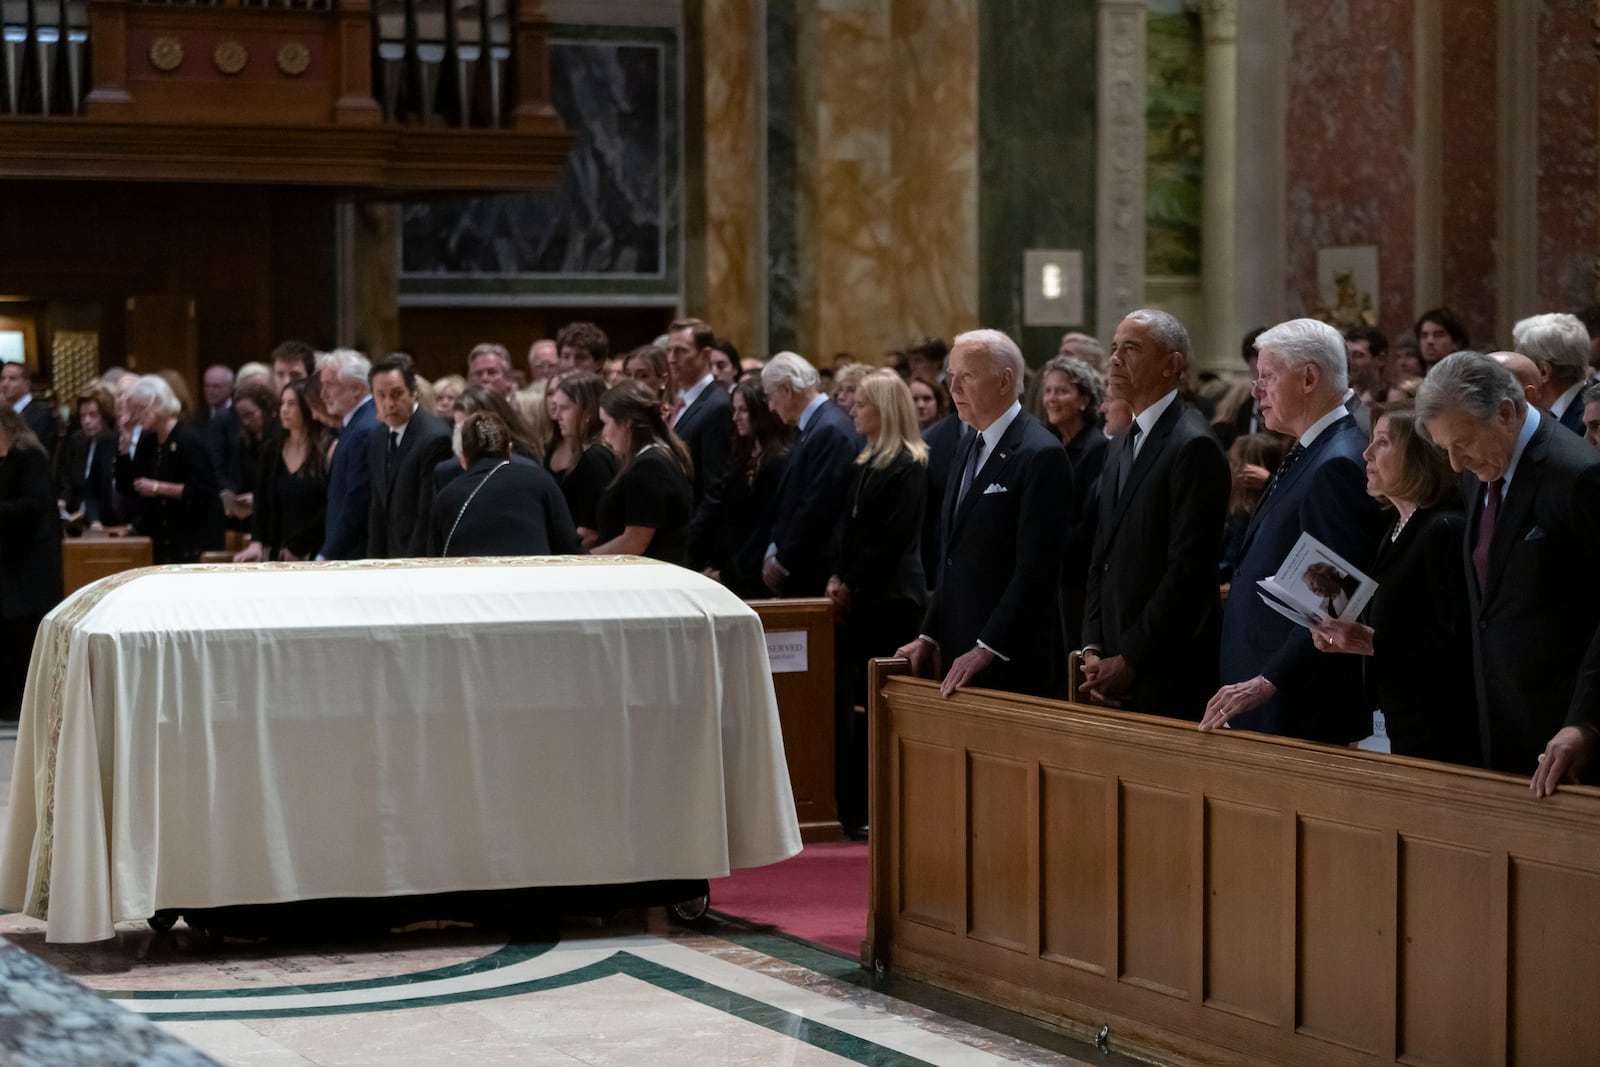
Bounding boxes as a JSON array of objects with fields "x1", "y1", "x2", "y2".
[{"x1": 0, "y1": 557, "x2": 801, "y2": 943}]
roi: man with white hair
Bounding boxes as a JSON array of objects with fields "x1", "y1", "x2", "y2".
[
  {"x1": 1415, "y1": 351, "x2": 1600, "y2": 796},
  {"x1": 467, "y1": 343, "x2": 518, "y2": 399},
  {"x1": 1513, "y1": 312, "x2": 1592, "y2": 436},
  {"x1": 761, "y1": 352, "x2": 860, "y2": 596},
  {"x1": 316, "y1": 349, "x2": 378, "y2": 560},
  {"x1": 1201, "y1": 318, "x2": 1379, "y2": 741},
  {"x1": 895, "y1": 329, "x2": 1073, "y2": 699}
]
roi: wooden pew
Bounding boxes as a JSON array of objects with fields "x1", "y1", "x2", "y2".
[
  {"x1": 750, "y1": 599, "x2": 838, "y2": 842},
  {"x1": 61, "y1": 534, "x2": 153, "y2": 595},
  {"x1": 866, "y1": 660, "x2": 1600, "y2": 1067}
]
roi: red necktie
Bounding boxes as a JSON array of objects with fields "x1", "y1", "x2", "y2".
[{"x1": 1472, "y1": 478, "x2": 1504, "y2": 591}]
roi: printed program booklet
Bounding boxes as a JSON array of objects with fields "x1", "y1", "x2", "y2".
[{"x1": 1256, "y1": 531, "x2": 1377, "y2": 628}]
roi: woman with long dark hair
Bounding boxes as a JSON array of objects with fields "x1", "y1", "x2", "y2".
[
  {"x1": 235, "y1": 378, "x2": 329, "y2": 562},
  {"x1": 700, "y1": 377, "x2": 792, "y2": 598},
  {"x1": 0, "y1": 405, "x2": 62, "y2": 719},
  {"x1": 545, "y1": 372, "x2": 618, "y2": 542},
  {"x1": 590, "y1": 380, "x2": 693, "y2": 564}
]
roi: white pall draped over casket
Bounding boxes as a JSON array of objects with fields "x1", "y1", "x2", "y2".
[{"x1": 0, "y1": 557, "x2": 802, "y2": 943}]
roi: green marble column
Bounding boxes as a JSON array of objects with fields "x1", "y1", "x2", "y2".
[{"x1": 978, "y1": 0, "x2": 1098, "y2": 365}]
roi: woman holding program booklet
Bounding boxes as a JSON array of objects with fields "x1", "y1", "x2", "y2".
[{"x1": 1310, "y1": 406, "x2": 1480, "y2": 765}]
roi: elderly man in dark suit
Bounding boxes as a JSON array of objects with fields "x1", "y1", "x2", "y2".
[
  {"x1": 896, "y1": 329, "x2": 1073, "y2": 699},
  {"x1": 761, "y1": 352, "x2": 859, "y2": 597},
  {"x1": 667, "y1": 317, "x2": 734, "y2": 565},
  {"x1": 1082, "y1": 310, "x2": 1229, "y2": 719},
  {"x1": 316, "y1": 349, "x2": 378, "y2": 561},
  {"x1": 1, "y1": 358, "x2": 59, "y2": 466},
  {"x1": 1513, "y1": 312, "x2": 1591, "y2": 437},
  {"x1": 1416, "y1": 351, "x2": 1600, "y2": 796},
  {"x1": 367, "y1": 353, "x2": 453, "y2": 558},
  {"x1": 1202, "y1": 318, "x2": 1380, "y2": 741}
]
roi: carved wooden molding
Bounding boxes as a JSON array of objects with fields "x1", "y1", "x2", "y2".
[{"x1": 1095, "y1": 0, "x2": 1147, "y2": 339}]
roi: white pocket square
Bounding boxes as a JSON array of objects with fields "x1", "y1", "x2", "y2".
[{"x1": 983, "y1": 483, "x2": 1007, "y2": 495}]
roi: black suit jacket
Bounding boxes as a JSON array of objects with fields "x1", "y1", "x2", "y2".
[
  {"x1": 1559, "y1": 394, "x2": 1587, "y2": 436},
  {"x1": 675, "y1": 382, "x2": 733, "y2": 511},
  {"x1": 57, "y1": 430, "x2": 117, "y2": 525},
  {"x1": 770, "y1": 399, "x2": 860, "y2": 596},
  {"x1": 834, "y1": 449, "x2": 927, "y2": 610},
  {"x1": 1060, "y1": 422, "x2": 1108, "y2": 651},
  {"x1": 18, "y1": 398, "x2": 59, "y2": 470},
  {"x1": 367, "y1": 409, "x2": 453, "y2": 558},
  {"x1": 924, "y1": 409, "x2": 1073, "y2": 698},
  {"x1": 1220, "y1": 413, "x2": 1380, "y2": 742},
  {"x1": 428, "y1": 455, "x2": 580, "y2": 557},
  {"x1": 1464, "y1": 412, "x2": 1600, "y2": 776},
  {"x1": 918, "y1": 415, "x2": 965, "y2": 589},
  {"x1": 1365, "y1": 505, "x2": 1480, "y2": 765},
  {"x1": 115, "y1": 421, "x2": 224, "y2": 564},
  {"x1": 701, "y1": 450, "x2": 791, "y2": 599},
  {"x1": 1083, "y1": 399, "x2": 1229, "y2": 718},
  {"x1": 0, "y1": 445, "x2": 63, "y2": 619},
  {"x1": 206, "y1": 405, "x2": 243, "y2": 490}
]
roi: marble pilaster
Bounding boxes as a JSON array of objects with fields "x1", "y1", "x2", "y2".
[
  {"x1": 339, "y1": 202, "x2": 401, "y2": 356},
  {"x1": 697, "y1": 0, "x2": 762, "y2": 353},
  {"x1": 1199, "y1": 0, "x2": 1237, "y2": 372},
  {"x1": 1095, "y1": 0, "x2": 1146, "y2": 343},
  {"x1": 1440, "y1": 0, "x2": 1498, "y2": 346},
  {"x1": 1535, "y1": 0, "x2": 1599, "y2": 311}
]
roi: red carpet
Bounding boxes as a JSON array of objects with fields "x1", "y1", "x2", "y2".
[{"x1": 709, "y1": 841, "x2": 869, "y2": 958}]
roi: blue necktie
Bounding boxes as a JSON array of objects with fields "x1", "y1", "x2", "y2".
[{"x1": 956, "y1": 434, "x2": 986, "y2": 511}]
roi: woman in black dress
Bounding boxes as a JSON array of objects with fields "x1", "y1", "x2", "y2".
[
  {"x1": 229, "y1": 379, "x2": 276, "y2": 512},
  {"x1": 1033, "y1": 356, "x2": 1108, "y2": 650},
  {"x1": 700, "y1": 378, "x2": 792, "y2": 598},
  {"x1": 113, "y1": 374, "x2": 223, "y2": 564},
  {"x1": 0, "y1": 405, "x2": 62, "y2": 719},
  {"x1": 57, "y1": 385, "x2": 118, "y2": 529},
  {"x1": 1311, "y1": 406, "x2": 1480, "y2": 765},
  {"x1": 826, "y1": 370, "x2": 929, "y2": 837},
  {"x1": 428, "y1": 412, "x2": 579, "y2": 557},
  {"x1": 590, "y1": 380, "x2": 693, "y2": 565},
  {"x1": 235, "y1": 378, "x2": 329, "y2": 562},
  {"x1": 546, "y1": 373, "x2": 618, "y2": 545}
]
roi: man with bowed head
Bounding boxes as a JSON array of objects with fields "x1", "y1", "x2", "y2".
[
  {"x1": 1415, "y1": 351, "x2": 1600, "y2": 796},
  {"x1": 896, "y1": 329, "x2": 1073, "y2": 698},
  {"x1": 1201, "y1": 318, "x2": 1379, "y2": 741}
]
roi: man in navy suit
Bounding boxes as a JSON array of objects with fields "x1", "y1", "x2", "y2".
[
  {"x1": 1513, "y1": 312, "x2": 1591, "y2": 437},
  {"x1": 666, "y1": 317, "x2": 734, "y2": 566},
  {"x1": 1416, "y1": 351, "x2": 1600, "y2": 796},
  {"x1": 316, "y1": 349, "x2": 378, "y2": 561},
  {"x1": 761, "y1": 352, "x2": 859, "y2": 597},
  {"x1": 1082, "y1": 310, "x2": 1229, "y2": 719},
  {"x1": 1, "y1": 358, "x2": 59, "y2": 466},
  {"x1": 896, "y1": 329, "x2": 1073, "y2": 699},
  {"x1": 1202, "y1": 318, "x2": 1380, "y2": 742}
]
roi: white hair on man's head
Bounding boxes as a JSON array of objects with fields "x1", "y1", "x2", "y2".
[
  {"x1": 761, "y1": 351, "x2": 820, "y2": 392},
  {"x1": 128, "y1": 374, "x2": 182, "y2": 419},
  {"x1": 1513, "y1": 312, "x2": 1590, "y2": 384},
  {"x1": 1416, "y1": 350, "x2": 1527, "y2": 427},
  {"x1": 1254, "y1": 318, "x2": 1348, "y2": 393},
  {"x1": 318, "y1": 348, "x2": 372, "y2": 387},
  {"x1": 953, "y1": 328, "x2": 1026, "y2": 399},
  {"x1": 1122, "y1": 309, "x2": 1192, "y2": 366}
]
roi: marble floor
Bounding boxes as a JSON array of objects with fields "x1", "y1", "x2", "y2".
[{"x1": 0, "y1": 729, "x2": 1126, "y2": 1067}]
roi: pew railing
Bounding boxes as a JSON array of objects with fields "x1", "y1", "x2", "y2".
[{"x1": 866, "y1": 657, "x2": 1600, "y2": 1067}]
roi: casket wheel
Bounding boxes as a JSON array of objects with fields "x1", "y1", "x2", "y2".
[
  {"x1": 147, "y1": 912, "x2": 178, "y2": 934},
  {"x1": 670, "y1": 894, "x2": 709, "y2": 923}
]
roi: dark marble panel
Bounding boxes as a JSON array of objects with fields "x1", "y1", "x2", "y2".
[
  {"x1": 400, "y1": 26, "x2": 681, "y2": 300},
  {"x1": 765, "y1": 0, "x2": 799, "y2": 355},
  {"x1": 977, "y1": 0, "x2": 1097, "y2": 363},
  {"x1": 0, "y1": 939, "x2": 219, "y2": 1065}
]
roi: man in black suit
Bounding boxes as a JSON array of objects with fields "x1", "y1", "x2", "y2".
[
  {"x1": 896, "y1": 329, "x2": 1073, "y2": 699},
  {"x1": 761, "y1": 352, "x2": 859, "y2": 597},
  {"x1": 200, "y1": 364, "x2": 242, "y2": 488},
  {"x1": 367, "y1": 353, "x2": 454, "y2": 559},
  {"x1": 1202, "y1": 318, "x2": 1380, "y2": 742},
  {"x1": 1416, "y1": 351, "x2": 1600, "y2": 796},
  {"x1": 1513, "y1": 312, "x2": 1591, "y2": 437},
  {"x1": 1082, "y1": 310, "x2": 1229, "y2": 719},
  {"x1": 666, "y1": 317, "x2": 733, "y2": 564},
  {"x1": 1, "y1": 358, "x2": 59, "y2": 466}
]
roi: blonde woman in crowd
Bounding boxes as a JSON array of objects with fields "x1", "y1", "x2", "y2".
[
  {"x1": 826, "y1": 370, "x2": 929, "y2": 839},
  {"x1": 432, "y1": 374, "x2": 466, "y2": 420},
  {"x1": 831, "y1": 363, "x2": 871, "y2": 418}
]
